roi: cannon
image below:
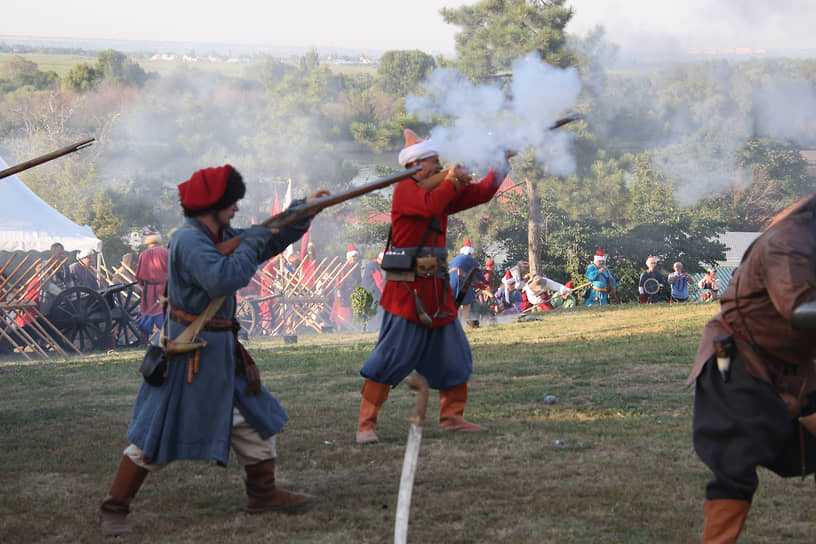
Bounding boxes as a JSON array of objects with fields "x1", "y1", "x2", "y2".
[{"x1": 45, "y1": 281, "x2": 142, "y2": 352}]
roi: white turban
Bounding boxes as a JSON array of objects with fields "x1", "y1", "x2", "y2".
[{"x1": 398, "y1": 139, "x2": 439, "y2": 168}]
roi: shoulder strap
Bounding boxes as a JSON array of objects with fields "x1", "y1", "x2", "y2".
[{"x1": 385, "y1": 216, "x2": 442, "y2": 253}]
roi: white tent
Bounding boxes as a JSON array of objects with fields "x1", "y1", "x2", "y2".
[{"x1": 0, "y1": 155, "x2": 101, "y2": 253}]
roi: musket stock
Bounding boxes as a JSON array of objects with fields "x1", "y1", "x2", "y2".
[
  {"x1": 216, "y1": 166, "x2": 422, "y2": 256},
  {"x1": 0, "y1": 138, "x2": 95, "y2": 179}
]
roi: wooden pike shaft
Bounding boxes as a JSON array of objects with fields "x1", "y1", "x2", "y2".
[
  {"x1": 0, "y1": 251, "x2": 19, "y2": 281},
  {"x1": 394, "y1": 374, "x2": 429, "y2": 544},
  {"x1": 5, "y1": 256, "x2": 57, "y2": 301},
  {"x1": 3, "y1": 256, "x2": 43, "y2": 297},
  {"x1": 0, "y1": 255, "x2": 31, "y2": 292}
]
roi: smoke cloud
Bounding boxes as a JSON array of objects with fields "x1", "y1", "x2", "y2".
[{"x1": 406, "y1": 53, "x2": 582, "y2": 177}]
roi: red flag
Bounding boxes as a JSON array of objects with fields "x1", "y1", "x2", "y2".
[
  {"x1": 300, "y1": 226, "x2": 311, "y2": 260},
  {"x1": 271, "y1": 191, "x2": 280, "y2": 215}
]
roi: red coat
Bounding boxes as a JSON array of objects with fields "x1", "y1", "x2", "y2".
[
  {"x1": 379, "y1": 171, "x2": 502, "y2": 327},
  {"x1": 135, "y1": 246, "x2": 169, "y2": 316}
]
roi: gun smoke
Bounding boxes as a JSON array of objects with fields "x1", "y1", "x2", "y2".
[{"x1": 407, "y1": 53, "x2": 581, "y2": 177}]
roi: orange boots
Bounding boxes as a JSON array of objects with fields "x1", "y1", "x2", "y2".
[
  {"x1": 701, "y1": 499, "x2": 750, "y2": 543},
  {"x1": 99, "y1": 456, "x2": 149, "y2": 536},
  {"x1": 439, "y1": 383, "x2": 486, "y2": 432},
  {"x1": 244, "y1": 459, "x2": 315, "y2": 514},
  {"x1": 357, "y1": 380, "x2": 391, "y2": 444},
  {"x1": 357, "y1": 380, "x2": 486, "y2": 441}
]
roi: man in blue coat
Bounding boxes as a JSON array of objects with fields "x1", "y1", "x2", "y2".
[
  {"x1": 98, "y1": 165, "x2": 328, "y2": 536},
  {"x1": 585, "y1": 249, "x2": 617, "y2": 306},
  {"x1": 448, "y1": 238, "x2": 484, "y2": 320}
]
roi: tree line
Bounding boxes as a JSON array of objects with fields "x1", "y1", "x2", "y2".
[{"x1": 1, "y1": 0, "x2": 814, "y2": 302}]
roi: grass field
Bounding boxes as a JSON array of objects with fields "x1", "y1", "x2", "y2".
[
  {"x1": 1, "y1": 302, "x2": 813, "y2": 543},
  {"x1": 0, "y1": 52, "x2": 97, "y2": 75}
]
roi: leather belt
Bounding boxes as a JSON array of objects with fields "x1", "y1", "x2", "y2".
[
  {"x1": 169, "y1": 307, "x2": 235, "y2": 332},
  {"x1": 391, "y1": 246, "x2": 449, "y2": 259}
]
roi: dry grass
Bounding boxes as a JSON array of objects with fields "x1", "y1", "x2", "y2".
[{"x1": 1, "y1": 302, "x2": 813, "y2": 543}]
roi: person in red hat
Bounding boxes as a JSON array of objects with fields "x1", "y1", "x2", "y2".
[
  {"x1": 355, "y1": 129, "x2": 515, "y2": 444},
  {"x1": 98, "y1": 164, "x2": 329, "y2": 536},
  {"x1": 481, "y1": 259, "x2": 499, "y2": 293},
  {"x1": 494, "y1": 270, "x2": 523, "y2": 313},
  {"x1": 551, "y1": 280, "x2": 577, "y2": 309},
  {"x1": 585, "y1": 249, "x2": 617, "y2": 306},
  {"x1": 331, "y1": 243, "x2": 361, "y2": 330}
]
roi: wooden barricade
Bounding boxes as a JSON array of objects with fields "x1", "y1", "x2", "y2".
[
  {"x1": 244, "y1": 255, "x2": 358, "y2": 336},
  {"x1": 0, "y1": 253, "x2": 79, "y2": 359}
]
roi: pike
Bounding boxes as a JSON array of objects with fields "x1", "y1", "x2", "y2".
[
  {"x1": 215, "y1": 166, "x2": 422, "y2": 257},
  {"x1": 394, "y1": 373, "x2": 430, "y2": 544},
  {"x1": 0, "y1": 138, "x2": 95, "y2": 179}
]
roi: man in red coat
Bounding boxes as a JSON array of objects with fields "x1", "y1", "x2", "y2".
[
  {"x1": 135, "y1": 232, "x2": 169, "y2": 335},
  {"x1": 356, "y1": 129, "x2": 513, "y2": 444}
]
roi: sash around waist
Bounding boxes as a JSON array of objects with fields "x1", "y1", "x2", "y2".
[{"x1": 169, "y1": 307, "x2": 235, "y2": 332}]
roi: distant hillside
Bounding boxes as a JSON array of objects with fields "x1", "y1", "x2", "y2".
[{"x1": 0, "y1": 34, "x2": 386, "y2": 60}]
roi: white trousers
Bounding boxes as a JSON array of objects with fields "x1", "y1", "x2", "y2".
[{"x1": 124, "y1": 408, "x2": 277, "y2": 471}]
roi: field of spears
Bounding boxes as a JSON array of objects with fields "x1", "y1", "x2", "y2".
[{"x1": 1, "y1": 301, "x2": 813, "y2": 543}]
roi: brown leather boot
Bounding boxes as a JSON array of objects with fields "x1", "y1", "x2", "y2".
[
  {"x1": 99, "y1": 455, "x2": 149, "y2": 536},
  {"x1": 245, "y1": 459, "x2": 315, "y2": 514},
  {"x1": 356, "y1": 380, "x2": 390, "y2": 444},
  {"x1": 439, "y1": 383, "x2": 486, "y2": 432},
  {"x1": 701, "y1": 499, "x2": 750, "y2": 543}
]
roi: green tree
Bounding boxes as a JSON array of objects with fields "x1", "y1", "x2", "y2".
[
  {"x1": 63, "y1": 62, "x2": 101, "y2": 92},
  {"x1": 376, "y1": 50, "x2": 436, "y2": 96},
  {"x1": 0, "y1": 55, "x2": 57, "y2": 91},
  {"x1": 96, "y1": 49, "x2": 150, "y2": 87},
  {"x1": 441, "y1": 0, "x2": 576, "y2": 83}
]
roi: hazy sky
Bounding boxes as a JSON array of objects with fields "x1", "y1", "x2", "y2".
[{"x1": 3, "y1": 0, "x2": 814, "y2": 54}]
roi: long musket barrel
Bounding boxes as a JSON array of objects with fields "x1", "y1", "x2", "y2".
[
  {"x1": 0, "y1": 138, "x2": 95, "y2": 179},
  {"x1": 216, "y1": 165, "x2": 422, "y2": 256}
]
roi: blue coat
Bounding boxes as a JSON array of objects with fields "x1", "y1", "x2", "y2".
[
  {"x1": 127, "y1": 213, "x2": 310, "y2": 466},
  {"x1": 585, "y1": 263, "x2": 617, "y2": 306},
  {"x1": 448, "y1": 254, "x2": 484, "y2": 306}
]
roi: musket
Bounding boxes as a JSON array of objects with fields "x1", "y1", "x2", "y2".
[
  {"x1": 216, "y1": 166, "x2": 422, "y2": 257},
  {"x1": 417, "y1": 113, "x2": 583, "y2": 191},
  {"x1": 455, "y1": 267, "x2": 478, "y2": 309},
  {"x1": 0, "y1": 138, "x2": 95, "y2": 179}
]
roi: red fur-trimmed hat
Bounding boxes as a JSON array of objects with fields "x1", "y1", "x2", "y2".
[
  {"x1": 460, "y1": 238, "x2": 474, "y2": 255},
  {"x1": 178, "y1": 164, "x2": 239, "y2": 211},
  {"x1": 502, "y1": 270, "x2": 516, "y2": 285},
  {"x1": 593, "y1": 249, "x2": 606, "y2": 264},
  {"x1": 346, "y1": 243, "x2": 358, "y2": 259}
]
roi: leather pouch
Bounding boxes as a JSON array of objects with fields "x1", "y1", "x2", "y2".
[{"x1": 140, "y1": 344, "x2": 168, "y2": 386}]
